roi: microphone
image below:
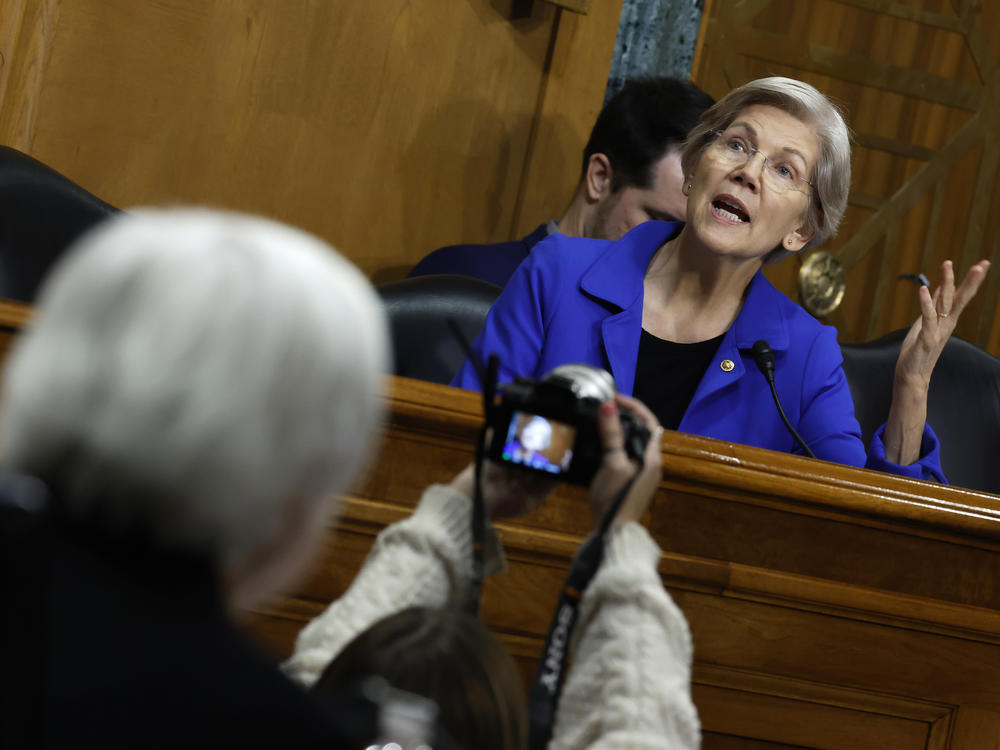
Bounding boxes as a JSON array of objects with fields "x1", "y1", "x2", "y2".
[
  {"x1": 751, "y1": 340, "x2": 775, "y2": 380},
  {"x1": 748, "y1": 339, "x2": 816, "y2": 459}
]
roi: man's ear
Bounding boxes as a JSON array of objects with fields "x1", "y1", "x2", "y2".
[{"x1": 584, "y1": 153, "x2": 614, "y2": 202}]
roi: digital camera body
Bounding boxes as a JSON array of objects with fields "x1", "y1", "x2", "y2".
[{"x1": 486, "y1": 364, "x2": 650, "y2": 486}]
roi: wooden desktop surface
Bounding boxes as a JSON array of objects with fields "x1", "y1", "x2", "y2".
[{"x1": 2, "y1": 301, "x2": 998, "y2": 748}]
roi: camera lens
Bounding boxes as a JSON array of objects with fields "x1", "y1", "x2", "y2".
[{"x1": 544, "y1": 364, "x2": 616, "y2": 401}]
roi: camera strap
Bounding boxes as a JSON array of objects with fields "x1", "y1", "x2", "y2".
[
  {"x1": 467, "y1": 353, "x2": 499, "y2": 616},
  {"x1": 445, "y1": 317, "x2": 499, "y2": 617},
  {"x1": 526, "y1": 464, "x2": 642, "y2": 750}
]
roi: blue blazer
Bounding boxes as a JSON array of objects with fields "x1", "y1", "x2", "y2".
[
  {"x1": 408, "y1": 224, "x2": 550, "y2": 288},
  {"x1": 452, "y1": 221, "x2": 944, "y2": 482}
]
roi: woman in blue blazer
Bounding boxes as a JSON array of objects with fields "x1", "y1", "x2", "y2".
[{"x1": 453, "y1": 77, "x2": 989, "y2": 482}]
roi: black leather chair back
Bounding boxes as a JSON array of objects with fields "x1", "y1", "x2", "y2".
[
  {"x1": 376, "y1": 274, "x2": 502, "y2": 385},
  {"x1": 0, "y1": 146, "x2": 119, "y2": 303},
  {"x1": 841, "y1": 329, "x2": 1000, "y2": 494}
]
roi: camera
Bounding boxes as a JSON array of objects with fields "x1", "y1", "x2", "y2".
[{"x1": 486, "y1": 364, "x2": 651, "y2": 485}]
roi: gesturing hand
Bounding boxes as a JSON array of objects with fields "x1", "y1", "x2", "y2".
[
  {"x1": 895, "y1": 259, "x2": 990, "y2": 394},
  {"x1": 587, "y1": 394, "x2": 664, "y2": 529},
  {"x1": 885, "y1": 258, "x2": 990, "y2": 465}
]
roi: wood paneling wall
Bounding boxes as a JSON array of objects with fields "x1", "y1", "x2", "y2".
[
  {"x1": 0, "y1": 0, "x2": 623, "y2": 282},
  {"x1": 7, "y1": 0, "x2": 1000, "y2": 353},
  {"x1": 692, "y1": 0, "x2": 1000, "y2": 352}
]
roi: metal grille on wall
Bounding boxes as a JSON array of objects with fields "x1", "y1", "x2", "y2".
[{"x1": 692, "y1": 0, "x2": 1000, "y2": 352}]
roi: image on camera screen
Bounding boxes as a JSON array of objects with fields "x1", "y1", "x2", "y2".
[{"x1": 501, "y1": 411, "x2": 576, "y2": 474}]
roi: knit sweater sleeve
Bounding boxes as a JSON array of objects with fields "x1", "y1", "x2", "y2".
[
  {"x1": 548, "y1": 522, "x2": 700, "y2": 750},
  {"x1": 282, "y1": 484, "x2": 505, "y2": 688}
]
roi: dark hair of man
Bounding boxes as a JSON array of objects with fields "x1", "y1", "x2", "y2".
[
  {"x1": 582, "y1": 77, "x2": 715, "y2": 192},
  {"x1": 313, "y1": 606, "x2": 527, "y2": 750}
]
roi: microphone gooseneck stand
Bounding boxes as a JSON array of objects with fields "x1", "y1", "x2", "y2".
[{"x1": 748, "y1": 339, "x2": 816, "y2": 459}]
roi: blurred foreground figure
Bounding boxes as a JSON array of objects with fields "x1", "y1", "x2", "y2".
[{"x1": 0, "y1": 208, "x2": 388, "y2": 747}]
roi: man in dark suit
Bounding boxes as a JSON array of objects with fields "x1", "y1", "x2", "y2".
[{"x1": 408, "y1": 78, "x2": 714, "y2": 287}]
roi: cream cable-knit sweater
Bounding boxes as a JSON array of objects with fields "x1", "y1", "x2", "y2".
[{"x1": 283, "y1": 484, "x2": 700, "y2": 750}]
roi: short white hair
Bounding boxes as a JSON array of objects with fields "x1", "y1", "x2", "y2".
[
  {"x1": 0, "y1": 208, "x2": 389, "y2": 572},
  {"x1": 681, "y1": 76, "x2": 852, "y2": 260}
]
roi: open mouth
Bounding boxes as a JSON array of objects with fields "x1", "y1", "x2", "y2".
[{"x1": 711, "y1": 197, "x2": 750, "y2": 224}]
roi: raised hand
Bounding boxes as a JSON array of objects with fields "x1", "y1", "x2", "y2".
[
  {"x1": 884, "y1": 258, "x2": 990, "y2": 464},
  {"x1": 896, "y1": 259, "x2": 990, "y2": 391}
]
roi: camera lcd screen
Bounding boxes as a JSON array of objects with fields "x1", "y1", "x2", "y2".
[{"x1": 500, "y1": 411, "x2": 577, "y2": 474}]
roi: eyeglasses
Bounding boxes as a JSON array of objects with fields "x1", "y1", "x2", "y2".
[{"x1": 707, "y1": 130, "x2": 814, "y2": 195}]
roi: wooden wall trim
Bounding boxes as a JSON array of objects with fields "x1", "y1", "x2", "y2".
[
  {"x1": 512, "y1": 0, "x2": 625, "y2": 238},
  {"x1": 0, "y1": 0, "x2": 60, "y2": 152},
  {"x1": 836, "y1": 113, "x2": 983, "y2": 272},
  {"x1": 0, "y1": 299, "x2": 31, "y2": 364},
  {"x1": 694, "y1": 662, "x2": 956, "y2": 723},
  {"x1": 387, "y1": 377, "x2": 1000, "y2": 547},
  {"x1": 0, "y1": 299, "x2": 31, "y2": 330},
  {"x1": 542, "y1": 0, "x2": 593, "y2": 14},
  {"x1": 329, "y1": 491, "x2": 1000, "y2": 645}
]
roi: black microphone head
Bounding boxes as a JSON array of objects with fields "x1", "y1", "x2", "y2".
[
  {"x1": 751, "y1": 339, "x2": 772, "y2": 360},
  {"x1": 751, "y1": 339, "x2": 775, "y2": 378}
]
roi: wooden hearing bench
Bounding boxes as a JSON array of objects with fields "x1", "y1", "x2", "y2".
[
  {"x1": 0, "y1": 299, "x2": 29, "y2": 363},
  {"x1": 3, "y1": 301, "x2": 999, "y2": 748}
]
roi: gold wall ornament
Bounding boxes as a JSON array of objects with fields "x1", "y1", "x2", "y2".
[{"x1": 798, "y1": 251, "x2": 846, "y2": 318}]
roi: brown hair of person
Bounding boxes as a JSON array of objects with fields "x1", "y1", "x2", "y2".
[{"x1": 313, "y1": 606, "x2": 527, "y2": 750}]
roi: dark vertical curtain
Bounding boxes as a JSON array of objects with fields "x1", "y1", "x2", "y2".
[{"x1": 605, "y1": 0, "x2": 706, "y2": 102}]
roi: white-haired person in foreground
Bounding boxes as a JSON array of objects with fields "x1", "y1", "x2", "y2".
[{"x1": 0, "y1": 208, "x2": 387, "y2": 747}]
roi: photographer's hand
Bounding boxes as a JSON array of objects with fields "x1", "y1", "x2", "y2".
[
  {"x1": 588, "y1": 395, "x2": 664, "y2": 528},
  {"x1": 449, "y1": 456, "x2": 556, "y2": 520}
]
